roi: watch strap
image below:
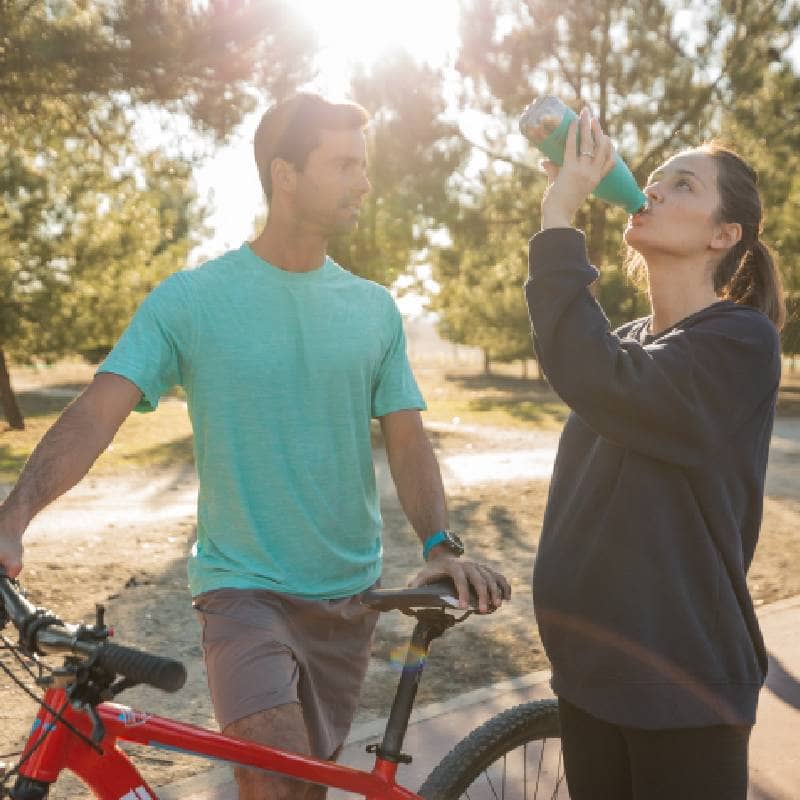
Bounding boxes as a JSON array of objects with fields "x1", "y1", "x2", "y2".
[{"x1": 422, "y1": 530, "x2": 449, "y2": 560}]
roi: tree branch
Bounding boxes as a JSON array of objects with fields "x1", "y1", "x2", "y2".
[
  {"x1": 456, "y1": 130, "x2": 539, "y2": 174},
  {"x1": 634, "y1": 0, "x2": 784, "y2": 179}
]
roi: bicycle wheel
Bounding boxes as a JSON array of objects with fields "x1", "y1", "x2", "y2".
[{"x1": 418, "y1": 698, "x2": 566, "y2": 800}]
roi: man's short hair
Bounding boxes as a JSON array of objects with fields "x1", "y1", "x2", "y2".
[{"x1": 254, "y1": 93, "x2": 370, "y2": 200}]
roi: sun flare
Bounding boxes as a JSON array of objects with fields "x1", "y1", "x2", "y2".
[
  {"x1": 293, "y1": 0, "x2": 461, "y2": 94},
  {"x1": 190, "y1": 1, "x2": 461, "y2": 260}
]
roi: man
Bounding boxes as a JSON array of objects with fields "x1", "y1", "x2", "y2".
[{"x1": 0, "y1": 93, "x2": 509, "y2": 799}]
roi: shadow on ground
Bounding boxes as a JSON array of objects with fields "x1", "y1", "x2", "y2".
[
  {"x1": 766, "y1": 651, "x2": 800, "y2": 711},
  {"x1": 3, "y1": 384, "x2": 82, "y2": 420},
  {"x1": 445, "y1": 372, "x2": 550, "y2": 394},
  {"x1": 443, "y1": 373, "x2": 569, "y2": 425},
  {"x1": 127, "y1": 435, "x2": 195, "y2": 467}
]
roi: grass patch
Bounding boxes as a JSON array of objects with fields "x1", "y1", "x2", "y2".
[
  {"x1": 3, "y1": 358, "x2": 799, "y2": 484},
  {"x1": 1, "y1": 394, "x2": 194, "y2": 483},
  {"x1": 415, "y1": 361, "x2": 800, "y2": 428},
  {"x1": 414, "y1": 365, "x2": 569, "y2": 430},
  {"x1": 1, "y1": 361, "x2": 194, "y2": 483}
]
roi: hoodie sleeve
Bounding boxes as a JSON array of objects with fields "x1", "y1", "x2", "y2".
[{"x1": 525, "y1": 228, "x2": 781, "y2": 468}]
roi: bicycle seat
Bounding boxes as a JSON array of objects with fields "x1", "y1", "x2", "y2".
[{"x1": 361, "y1": 580, "x2": 484, "y2": 612}]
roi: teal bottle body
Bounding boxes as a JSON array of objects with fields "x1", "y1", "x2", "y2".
[{"x1": 519, "y1": 96, "x2": 646, "y2": 214}]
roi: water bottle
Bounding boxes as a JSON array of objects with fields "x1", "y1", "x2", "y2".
[{"x1": 519, "y1": 96, "x2": 646, "y2": 214}]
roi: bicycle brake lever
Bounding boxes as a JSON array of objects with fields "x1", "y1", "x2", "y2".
[
  {"x1": 103, "y1": 677, "x2": 139, "y2": 700},
  {"x1": 85, "y1": 704, "x2": 106, "y2": 745}
]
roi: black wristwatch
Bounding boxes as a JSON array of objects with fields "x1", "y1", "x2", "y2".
[{"x1": 422, "y1": 530, "x2": 464, "y2": 560}]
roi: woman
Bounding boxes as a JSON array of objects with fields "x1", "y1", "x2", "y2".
[{"x1": 526, "y1": 108, "x2": 785, "y2": 799}]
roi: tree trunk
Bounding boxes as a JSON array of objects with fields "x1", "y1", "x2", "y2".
[
  {"x1": 483, "y1": 351, "x2": 492, "y2": 375},
  {"x1": 0, "y1": 348, "x2": 25, "y2": 430}
]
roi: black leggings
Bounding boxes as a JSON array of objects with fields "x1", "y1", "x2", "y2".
[{"x1": 558, "y1": 697, "x2": 751, "y2": 800}]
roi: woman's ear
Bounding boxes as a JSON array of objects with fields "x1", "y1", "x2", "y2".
[{"x1": 710, "y1": 221, "x2": 742, "y2": 252}]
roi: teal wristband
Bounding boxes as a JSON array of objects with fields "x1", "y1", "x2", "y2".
[{"x1": 422, "y1": 531, "x2": 448, "y2": 560}]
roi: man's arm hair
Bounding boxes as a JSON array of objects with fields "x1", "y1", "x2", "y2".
[
  {"x1": 381, "y1": 408, "x2": 512, "y2": 611},
  {"x1": 379, "y1": 409, "x2": 448, "y2": 541},
  {"x1": 4, "y1": 373, "x2": 142, "y2": 527}
]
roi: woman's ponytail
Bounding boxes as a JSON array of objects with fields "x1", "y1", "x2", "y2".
[
  {"x1": 703, "y1": 143, "x2": 787, "y2": 331},
  {"x1": 718, "y1": 238, "x2": 786, "y2": 330}
]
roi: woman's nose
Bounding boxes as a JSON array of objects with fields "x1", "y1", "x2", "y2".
[{"x1": 645, "y1": 183, "x2": 663, "y2": 203}]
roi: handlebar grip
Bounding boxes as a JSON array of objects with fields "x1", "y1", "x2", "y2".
[{"x1": 95, "y1": 642, "x2": 187, "y2": 693}]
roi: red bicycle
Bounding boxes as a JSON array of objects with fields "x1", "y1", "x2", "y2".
[{"x1": 0, "y1": 571, "x2": 565, "y2": 799}]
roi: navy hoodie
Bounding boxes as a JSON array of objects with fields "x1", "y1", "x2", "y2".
[{"x1": 525, "y1": 228, "x2": 780, "y2": 729}]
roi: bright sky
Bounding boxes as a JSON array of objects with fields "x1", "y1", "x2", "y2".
[{"x1": 191, "y1": 0, "x2": 462, "y2": 265}]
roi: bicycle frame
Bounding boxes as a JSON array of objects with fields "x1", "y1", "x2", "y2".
[{"x1": 16, "y1": 687, "x2": 422, "y2": 799}]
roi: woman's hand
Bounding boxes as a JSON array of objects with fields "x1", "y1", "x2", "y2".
[{"x1": 540, "y1": 108, "x2": 615, "y2": 230}]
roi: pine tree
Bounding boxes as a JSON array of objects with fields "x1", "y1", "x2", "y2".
[
  {"x1": 432, "y1": 0, "x2": 800, "y2": 363},
  {"x1": 0, "y1": 0, "x2": 315, "y2": 428},
  {"x1": 328, "y1": 51, "x2": 468, "y2": 288}
]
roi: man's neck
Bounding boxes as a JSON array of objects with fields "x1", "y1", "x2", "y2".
[{"x1": 249, "y1": 216, "x2": 327, "y2": 273}]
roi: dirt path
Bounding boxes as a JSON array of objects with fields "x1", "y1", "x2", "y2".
[
  {"x1": 765, "y1": 418, "x2": 800, "y2": 498},
  {"x1": 0, "y1": 424, "x2": 557, "y2": 795}
]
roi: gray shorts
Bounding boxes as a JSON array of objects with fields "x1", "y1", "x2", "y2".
[{"x1": 193, "y1": 587, "x2": 379, "y2": 759}]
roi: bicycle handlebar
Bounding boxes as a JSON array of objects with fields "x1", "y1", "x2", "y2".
[
  {"x1": 0, "y1": 570, "x2": 186, "y2": 693},
  {"x1": 91, "y1": 642, "x2": 187, "y2": 693}
]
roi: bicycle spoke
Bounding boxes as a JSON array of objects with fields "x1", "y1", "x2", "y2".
[
  {"x1": 535, "y1": 738, "x2": 545, "y2": 796},
  {"x1": 550, "y1": 742, "x2": 565, "y2": 800},
  {"x1": 484, "y1": 768, "x2": 501, "y2": 800},
  {"x1": 522, "y1": 744, "x2": 538, "y2": 800},
  {"x1": 449, "y1": 734, "x2": 565, "y2": 799}
]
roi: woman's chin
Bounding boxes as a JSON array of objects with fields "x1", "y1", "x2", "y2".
[
  {"x1": 624, "y1": 224, "x2": 657, "y2": 253},
  {"x1": 623, "y1": 226, "x2": 643, "y2": 249}
]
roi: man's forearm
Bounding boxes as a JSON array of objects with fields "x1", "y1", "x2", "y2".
[
  {"x1": 4, "y1": 399, "x2": 115, "y2": 527},
  {"x1": 383, "y1": 414, "x2": 510, "y2": 610},
  {"x1": 386, "y1": 434, "x2": 448, "y2": 541}
]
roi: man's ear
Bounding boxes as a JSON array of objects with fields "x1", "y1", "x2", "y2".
[
  {"x1": 271, "y1": 158, "x2": 296, "y2": 196},
  {"x1": 710, "y1": 221, "x2": 742, "y2": 252}
]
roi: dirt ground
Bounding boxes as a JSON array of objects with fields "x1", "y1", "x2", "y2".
[{"x1": 1, "y1": 417, "x2": 800, "y2": 795}]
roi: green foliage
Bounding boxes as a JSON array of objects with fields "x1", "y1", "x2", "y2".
[
  {"x1": 783, "y1": 298, "x2": 800, "y2": 360},
  {"x1": 0, "y1": 0, "x2": 317, "y2": 424},
  {"x1": 715, "y1": 58, "x2": 800, "y2": 298},
  {"x1": 0, "y1": 103, "x2": 203, "y2": 362},
  {"x1": 431, "y1": 0, "x2": 800, "y2": 361},
  {"x1": 431, "y1": 166, "x2": 538, "y2": 366},
  {"x1": 595, "y1": 265, "x2": 649, "y2": 331},
  {"x1": 0, "y1": 0, "x2": 315, "y2": 137},
  {"x1": 328, "y1": 51, "x2": 468, "y2": 287}
]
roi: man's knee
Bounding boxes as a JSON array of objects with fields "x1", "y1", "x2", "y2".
[{"x1": 225, "y1": 703, "x2": 320, "y2": 799}]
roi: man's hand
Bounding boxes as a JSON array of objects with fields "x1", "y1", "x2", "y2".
[{"x1": 409, "y1": 553, "x2": 511, "y2": 614}]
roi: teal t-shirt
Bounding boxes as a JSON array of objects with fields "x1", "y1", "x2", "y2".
[{"x1": 98, "y1": 244, "x2": 425, "y2": 599}]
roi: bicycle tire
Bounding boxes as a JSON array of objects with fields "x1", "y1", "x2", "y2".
[{"x1": 418, "y1": 698, "x2": 566, "y2": 800}]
